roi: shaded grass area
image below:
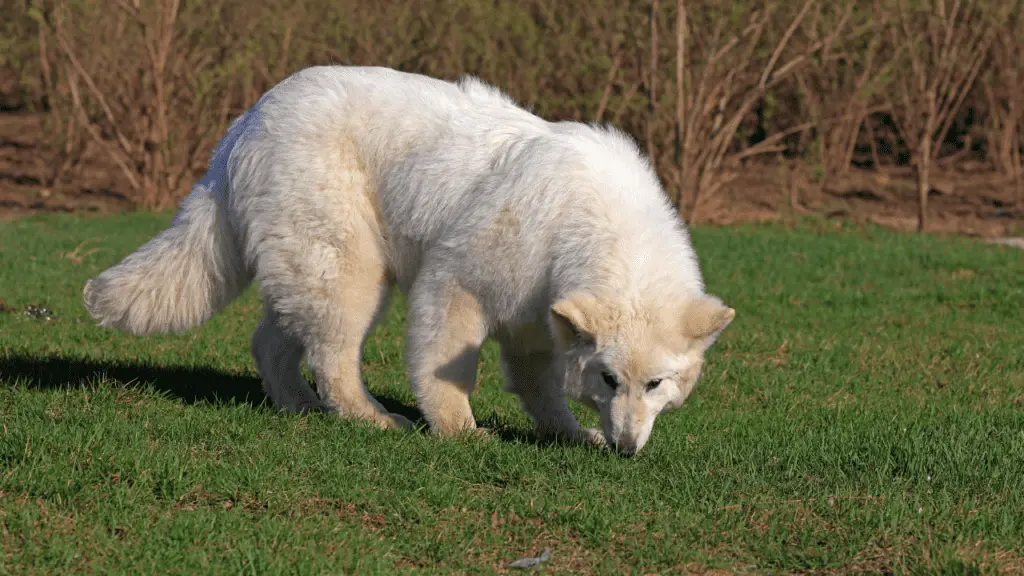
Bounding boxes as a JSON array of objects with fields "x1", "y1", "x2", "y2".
[{"x1": 1, "y1": 212, "x2": 1023, "y2": 574}]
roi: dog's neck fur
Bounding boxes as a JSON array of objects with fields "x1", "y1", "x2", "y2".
[{"x1": 542, "y1": 127, "x2": 706, "y2": 315}]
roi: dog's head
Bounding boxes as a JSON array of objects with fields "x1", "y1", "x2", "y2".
[{"x1": 550, "y1": 290, "x2": 734, "y2": 456}]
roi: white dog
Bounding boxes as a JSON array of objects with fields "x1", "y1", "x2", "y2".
[{"x1": 83, "y1": 66, "x2": 734, "y2": 455}]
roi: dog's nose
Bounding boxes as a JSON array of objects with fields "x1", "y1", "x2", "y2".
[{"x1": 614, "y1": 438, "x2": 638, "y2": 457}]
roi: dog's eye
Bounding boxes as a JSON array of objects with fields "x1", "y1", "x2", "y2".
[
  {"x1": 601, "y1": 371, "x2": 619, "y2": 390},
  {"x1": 646, "y1": 379, "x2": 662, "y2": 392}
]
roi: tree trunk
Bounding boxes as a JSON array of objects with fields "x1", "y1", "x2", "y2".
[
  {"x1": 917, "y1": 138, "x2": 931, "y2": 233},
  {"x1": 674, "y1": 0, "x2": 686, "y2": 209},
  {"x1": 1013, "y1": 121, "x2": 1023, "y2": 209},
  {"x1": 646, "y1": 0, "x2": 659, "y2": 165},
  {"x1": 1014, "y1": 158, "x2": 1023, "y2": 210}
]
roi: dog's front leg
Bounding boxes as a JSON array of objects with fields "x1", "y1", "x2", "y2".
[
  {"x1": 496, "y1": 336, "x2": 606, "y2": 448},
  {"x1": 405, "y1": 273, "x2": 488, "y2": 437}
]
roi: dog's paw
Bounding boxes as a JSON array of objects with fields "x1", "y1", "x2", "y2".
[
  {"x1": 444, "y1": 425, "x2": 492, "y2": 441},
  {"x1": 384, "y1": 412, "x2": 416, "y2": 431},
  {"x1": 468, "y1": 426, "x2": 495, "y2": 440},
  {"x1": 429, "y1": 414, "x2": 480, "y2": 438},
  {"x1": 579, "y1": 427, "x2": 607, "y2": 448}
]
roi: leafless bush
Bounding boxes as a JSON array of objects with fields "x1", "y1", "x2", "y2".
[
  {"x1": 794, "y1": 2, "x2": 895, "y2": 192},
  {"x1": 1, "y1": 0, "x2": 1020, "y2": 222},
  {"x1": 884, "y1": 0, "x2": 1008, "y2": 231},
  {"x1": 667, "y1": 0, "x2": 844, "y2": 222},
  {"x1": 39, "y1": 0, "x2": 255, "y2": 209},
  {"x1": 983, "y1": 13, "x2": 1024, "y2": 208}
]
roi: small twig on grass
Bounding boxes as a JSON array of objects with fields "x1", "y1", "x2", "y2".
[
  {"x1": 62, "y1": 239, "x2": 99, "y2": 265},
  {"x1": 506, "y1": 548, "x2": 552, "y2": 569}
]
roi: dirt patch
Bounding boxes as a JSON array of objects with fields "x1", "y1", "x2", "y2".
[
  {"x1": 707, "y1": 163, "x2": 1023, "y2": 239},
  {"x1": 0, "y1": 112, "x2": 133, "y2": 219}
]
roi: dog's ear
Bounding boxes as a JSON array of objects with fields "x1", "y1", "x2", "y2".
[
  {"x1": 681, "y1": 294, "x2": 735, "y2": 348},
  {"x1": 550, "y1": 291, "x2": 608, "y2": 346}
]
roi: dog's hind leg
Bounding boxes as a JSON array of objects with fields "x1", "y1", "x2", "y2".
[
  {"x1": 304, "y1": 256, "x2": 412, "y2": 430},
  {"x1": 255, "y1": 223, "x2": 413, "y2": 431},
  {"x1": 251, "y1": 305, "x2": 325, "y2": 414}
]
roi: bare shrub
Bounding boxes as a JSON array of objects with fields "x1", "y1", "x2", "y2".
[
  {"x1": 883, "y1": 0, "x2": 1009, "y2": 232},
  {"x1": 983, "y1": 12, "x2": 1024, "y2": 209},
  {"x1": 0, "y1": 1, "x2": 91, "y2": 188},
  {"x1": 0, "y1": 0, "x2": 1020, "y2": 224},
  {"x1": 794, "y1": 2, "x2": 896, "y2": 192},
  {"x1": 39, "y1": 0, "x2": 258, "y2": 209},
  {"x1": 666, "y1": 0, "x2": 846, "y2": 222}
]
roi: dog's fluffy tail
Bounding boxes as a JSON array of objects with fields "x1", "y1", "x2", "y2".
[{"x1": 83, "y1": 117, "x2": 252, "y2": 336}]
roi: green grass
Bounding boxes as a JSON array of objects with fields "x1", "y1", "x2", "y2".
[{"x1": 1, "y1": 212, "x2": 1022, "y2": 575}]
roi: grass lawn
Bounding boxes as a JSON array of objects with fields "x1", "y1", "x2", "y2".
[{"x1": 1, "y1": 211, "x2": 1022, "y2": 575}]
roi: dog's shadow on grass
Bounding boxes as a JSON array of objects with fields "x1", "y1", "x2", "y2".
[
  {"x1": 0, "y1": 355, "x2": 554, "y2": 446},
  {"x1": 0, "y1": 354, "x2": 425, "y2": 425}
]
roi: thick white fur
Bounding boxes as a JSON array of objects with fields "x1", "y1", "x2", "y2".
[
  {"x1": 82, "y1": 120, "x2": 249, "y2": 336},
  {"x1": 83, "y1": 65, "x2": 735, "y2": 454}
]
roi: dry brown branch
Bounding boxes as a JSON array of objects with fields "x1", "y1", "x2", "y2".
[
  {"x1": 674, "y1": 0, "x2": 686, "y2": 170},
  {"x1": 646, "y1": 0, "x2": 660, "y2": 162},
  {"x1": 611, "y1": 81, "x2": 641, "y2": 126},
  {"x1": 594, "y1": 50, "x2": 623, "y2": 123},
  {"x1": 759, "y1": 0, "x2": 814, "y2": 89},
  {"x1": 53, "y1": 22, "x2": 133, "y2": 156},
  {"x1": 116, "y1": 0, "x2": 181, "y2": 207},
  {"x1": 29, "y1": 0, "x2": 88, "y2": 187},
  {"x1": 64, "y1": 65, "x2": 141, "y2": 191}
]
